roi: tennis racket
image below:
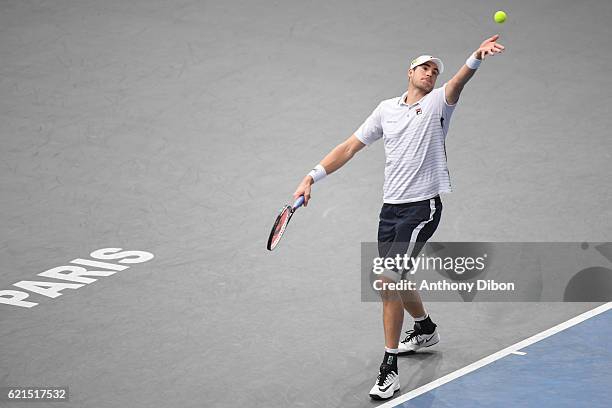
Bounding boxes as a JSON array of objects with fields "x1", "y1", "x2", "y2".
[{"x1": 266, "y1": 196, "x2": 305, "y2": 251}]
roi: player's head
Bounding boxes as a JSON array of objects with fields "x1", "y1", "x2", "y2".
[{"x1": 408, "y1": 55, "x2": 444, "y2": 93}]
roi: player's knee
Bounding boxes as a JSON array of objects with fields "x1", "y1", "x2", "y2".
[{"x1": 377, "y1": 277, "x2": 402, "y2": 301}]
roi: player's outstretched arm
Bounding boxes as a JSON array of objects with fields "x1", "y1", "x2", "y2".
[
  {"x1": 445, "y1": 34, "x2": 505, "y2": 105},
  {"x1": 293, "y1": 134, "x2": 365, "y2": 206}
]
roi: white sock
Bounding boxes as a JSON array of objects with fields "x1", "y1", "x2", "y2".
[
  {"x1": 413, "y1": 314, "x2": 428, "y2": 322},
  {"x1": 385, "y1": 347, "x2": 399, "y2": 354}
]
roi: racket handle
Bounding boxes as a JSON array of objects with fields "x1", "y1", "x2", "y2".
[{"x1": 293, "y1": 196, "x2": 305, "y2": 209}]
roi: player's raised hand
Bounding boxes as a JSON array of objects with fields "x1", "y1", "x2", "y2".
[{"x1": 475, "y1": 34, "x2": 505, "y2": 60}]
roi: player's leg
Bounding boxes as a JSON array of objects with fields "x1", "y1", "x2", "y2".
[
  {"x1": 381, "y1": 278, "x2": 404, "y2": 349},
  {"x1": 377, "y1": 204, "x2": 405, "y2": 351},
  {"x1": 398, "y1": 285, "x2": 426, "y2": 317},
  {"x1": 398, "y1": 290, "x2": 440, "y2": 353},
  {"x1": 369, "y1": 205, "x2": 402, "y2": 400},
  {"x1": 370, "y1": 197, "x2": 443, "y2": 398},
  {"x1": 396, "y1": 196, "x2": 443, "y2": 353}
]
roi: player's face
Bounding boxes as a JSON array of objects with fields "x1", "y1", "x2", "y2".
[{"x1": 409, "y1": 62, "x2": 439, "y2": 92}]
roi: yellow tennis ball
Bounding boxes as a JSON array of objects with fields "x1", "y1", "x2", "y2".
[{"x1": 494, "y1": 10, "x2": 507, "y2": 23}]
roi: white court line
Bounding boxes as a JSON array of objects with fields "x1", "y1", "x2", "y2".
[
  {"x1": 379, "y1": 302, "x2": 612, "y2": 408},
  {"x1": 510, "y1": 351, "x2": 527, "y2": 356}
]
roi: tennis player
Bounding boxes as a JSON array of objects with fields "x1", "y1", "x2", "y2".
[{"x1": 293, "y1": 35, "x2": 505, "y2": 400}]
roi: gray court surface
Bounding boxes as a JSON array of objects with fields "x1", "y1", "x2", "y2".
[{"x1": 1, "y1": 1, "x2": 611, "y2": 407}]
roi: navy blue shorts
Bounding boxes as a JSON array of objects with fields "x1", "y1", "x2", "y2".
[{"x1": 378, "y1": 196, "x2": 443, "y2": 280}]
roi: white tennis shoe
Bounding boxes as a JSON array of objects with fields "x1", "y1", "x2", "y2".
[
  {"x1": 398, "y1": 324, "x2": 440, "y2": 353},
  {"x1": 369, "y1": 364, "x2": 400, "y2": 400}
]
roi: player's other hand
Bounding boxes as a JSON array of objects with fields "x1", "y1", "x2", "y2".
[
  {"x1": 293, "y1": 176, "x2": 313, "y2": 206},
  {"x1": 475, "y1": 34, "x2": 505, "y2": 60}
]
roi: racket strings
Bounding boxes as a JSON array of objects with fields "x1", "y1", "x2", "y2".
[{"x1": 270, "y1": 208, "x2": 291, "y2": 249}]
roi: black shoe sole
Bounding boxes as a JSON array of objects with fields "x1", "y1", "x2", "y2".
[{"x1": 369, "y1": 388, "x2": 399, "y2": 400}]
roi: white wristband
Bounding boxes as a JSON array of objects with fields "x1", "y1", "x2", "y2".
[
  {"x1": 466, "y1": 53, "x2": 482, "y2": 70},
  {"x1": 307, "y1": 164, "x2": 327, "y2": 183}
]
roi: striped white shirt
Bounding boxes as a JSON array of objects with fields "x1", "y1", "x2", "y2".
[{"x1": 355, "y1": 84, "x2": 457, "y2": 204}]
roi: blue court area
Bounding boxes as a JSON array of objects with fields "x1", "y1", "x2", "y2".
[{"x1": 394, "y1": 310, "x2": 612, "y2": 408}]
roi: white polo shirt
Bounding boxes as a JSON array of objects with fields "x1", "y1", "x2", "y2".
[{"x1": 355, "y1": 84, "x2": 457, "y2": 204}]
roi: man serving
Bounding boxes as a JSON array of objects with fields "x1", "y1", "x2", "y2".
[{"x1": 293, "y1": 34, "x2": 505, "y2": 400}]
